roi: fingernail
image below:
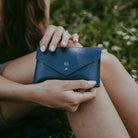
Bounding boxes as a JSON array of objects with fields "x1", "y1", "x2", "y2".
[
  {"x1": 88, "y1": 81, "x2": 96, "y2": 86},
  {"x1": 62, "y1": 41, "x2": 67, "y2": 46},
  {"x1": 49, "y1": 46, "x2": 55, "y2": 52},
  {"x1": 40, "y1": 45, "x2": 46, "y2": 52},
  {"x1": 73, "y1": 37, "x2": 78, "y2": 42}
]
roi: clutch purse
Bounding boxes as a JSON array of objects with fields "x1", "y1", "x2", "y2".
[{"x1": 33, "y1": 46, "x2": 101, "y2": 87}]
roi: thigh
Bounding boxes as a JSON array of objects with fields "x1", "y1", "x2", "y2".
[
  {"x1": 100, "y1": 52, "x2": 138, "y2": 137},
  {"x1": 67, "y1": 82, "x2": 130, "y2": 138}
]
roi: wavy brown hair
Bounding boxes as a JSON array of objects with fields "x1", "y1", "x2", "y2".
[{"x1": 0, "y1": 0, "x2": 49, "y2": 63}]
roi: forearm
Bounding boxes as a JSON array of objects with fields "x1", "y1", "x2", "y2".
[{"x1": 0, "y1": 75, "x2": 34, "y2": 103}]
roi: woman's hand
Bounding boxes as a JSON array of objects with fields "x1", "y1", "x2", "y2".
[
  {"x1": 30, "y1": 80, "x2": 96, "y2": 112},
  {"x1": 40, "y1": 25, "x2": 80, "y2": 52},
  {"x1": 37, "y1": 25, "x2": 89, "y2": 112}
]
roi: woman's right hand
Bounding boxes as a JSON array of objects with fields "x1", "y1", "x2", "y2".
[
  {"x1": 30, "y1": 80, "x2": 96, "y2": 112},
  {"x1": 40, "y1": 25, "x2": 79, "y2": 52}
]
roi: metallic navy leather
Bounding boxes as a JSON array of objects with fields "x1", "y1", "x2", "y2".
[{"x1": 33, "y1": 46, "x2": 101, "y2": 87}]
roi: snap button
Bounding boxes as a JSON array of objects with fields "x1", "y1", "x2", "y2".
[{"x1": 65, "y1": 68, "x2": 68, "y2": 71}]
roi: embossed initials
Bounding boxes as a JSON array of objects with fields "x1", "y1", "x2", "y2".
[{"x1": 64, "y1": 62, "x2": 69, "y2": 66}]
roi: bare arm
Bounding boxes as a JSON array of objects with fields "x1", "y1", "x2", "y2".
[
  {"x1": 0, "y1": 51, "x2": 35, "y2": 102},
  {"x1": 0, "y1": 75, "x2": 33, "y2": 103},
  {"x1": 0, "y1": 51, "x2": 96, "y2": 110},
  {"x1": 0, "y1": 52, "x2": 37, "y2": 103}
]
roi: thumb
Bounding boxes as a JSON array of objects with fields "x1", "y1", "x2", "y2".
[
  {"x1": 62, "y1": 80, "x2": 96, "y2": 90},
  {"x1": 75, "y1": 89, "x2": 96, "y2": 103}
]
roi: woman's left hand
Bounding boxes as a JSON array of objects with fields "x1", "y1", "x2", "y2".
[{"x1": 40, "y1": 25, "x2": 82, "y2": 52}]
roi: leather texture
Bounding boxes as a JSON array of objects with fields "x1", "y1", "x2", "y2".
[{"x1": 33, "y1": 46, "x2": 101, "y2": 87}]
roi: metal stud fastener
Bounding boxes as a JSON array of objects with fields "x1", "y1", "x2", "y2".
[{"x1": 65, "y1": 67, "x2": 68, "y2": 71}]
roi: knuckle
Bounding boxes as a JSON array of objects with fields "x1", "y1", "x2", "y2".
[
  {"x1": 72, "y1": 100, "x2": 79, "y2": 105},
  {"x1": 41, "y1": 38, "x2": 49, "y2": 45},
  {"x1": 76, "y1": 43, "x2": 83, "y2": 47},
  {"x1": 40, "y1": 39, "x2": 44, "y2": 45},
  {"x1": 65, "y1": 32, "x2": 71, "y2": 38},
  {"x1": 52, "y1": 34, "x2": 61, "y2": 41},
  {"x1": 68, "y1": 106, "x2": 78, "y2": 112},
  {"x1": 61, "y1": 82, "x2": 69, "y2": 89},
  {"x1": 54, "y1": 35, "x2": 60, "y2": 40},
  {"x1": 63, "y1": 31, "x2": 67, "y2": 37},
  {"x1": 49, "y1": 25, "x2": 56, "y2": 28},
  {"x1": 57, "y1": 26, "x2": 64, "y2": 31},
  {"x1": 69, "y1": 95, "x2": 79, "y2": 105},
  {"x1": 69, "y1": 98, "x2": 78, "y2": 105},
  {"x1": 45, "y1": 33, "x2": 51, "y2": 39},
  {"x1": 50, "y1": 39, "x2": 59, "y2": 45},
  {"x1": 80, "y1": 80, "x2": 88, "y2": 88}
]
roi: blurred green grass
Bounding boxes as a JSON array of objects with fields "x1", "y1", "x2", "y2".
[{"x1": 51, "y1": 0, "x2": 138, "y2": 82}]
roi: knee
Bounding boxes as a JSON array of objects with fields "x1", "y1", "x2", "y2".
[
  {"x1": 101, "y1": 52, "x2": 119, "y2": 69},
  {"x1": 100, "y1": 52, "x2": 121, "y2": 80}
]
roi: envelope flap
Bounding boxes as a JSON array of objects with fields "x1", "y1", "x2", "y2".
[{"x1": 36, "y1": 47, "x2": 101, "y2": 76}]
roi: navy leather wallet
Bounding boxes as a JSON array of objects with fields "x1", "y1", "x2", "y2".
[{"x1": 33, "y1": 46, "x2": 101, "y2": 87}]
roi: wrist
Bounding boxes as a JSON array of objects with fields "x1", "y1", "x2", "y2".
[
  {"x1": 25, "y1": 82, "x2": 50, "y2": 107},
  {"x1": 24, "y1": 83, "x2": 48, "y2": 107}
]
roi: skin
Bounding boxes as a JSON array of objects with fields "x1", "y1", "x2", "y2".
[
  {"x1": 100, "y1": 53, "x2": 138, "y2": 137},
  {"x1": 0, "y1": 0, "x2": 138, "y2": 137},
  {"x1": 40, "y1": 25, "x2": 80, "y2": 52},
  {"x1": 1, "y1": 42, "x2": 138, "y2": 137},
  {"x1": 2, "y1": 49, "x2": 137, "y2": 138}
]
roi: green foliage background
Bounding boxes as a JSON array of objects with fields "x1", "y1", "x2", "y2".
[
  {"x1": 1, "y1": 0, "x2": 138, "y2": 138},
  {"x1": 50, "y1": 1, "x2": 138, "y2": 136},
  {"x1": 51, "y1": 0, "x2": 138, "y2": 81}
]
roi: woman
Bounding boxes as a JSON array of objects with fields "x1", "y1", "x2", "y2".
[{"x1": 0, "y1": 0, "x2": 137, "y2": 137}]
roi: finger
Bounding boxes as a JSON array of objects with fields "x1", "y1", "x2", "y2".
[
  {"x1": 40, "y1": 25, "x2": 57, "y2": 52},
  {"x1": 66, "y1": 104, "x2": 79, "y2": 112},
  {"x1": 67, "y1": 40, "x2": 83, "y2": 47},
  {"x1": 75, "y1": 89, "x2": 96, "y2": 103},
  {"x1": 71, "y1": 33, "x2": 79, "y2": 43},
  {"x1": 76, "y1": 42, "x2": 83, "y2": 47},
  {"x1": 49, "y1": 26, "x2": 64, "y2": 52},
  {"x1": 61, "y1": 80, "x2": 96, "y2": 90},
  {"x1": 60, "y1": 31, "x2": 71, "y2": 47}
]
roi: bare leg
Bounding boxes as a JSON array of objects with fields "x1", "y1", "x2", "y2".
[
  {"x1": 1, "y1": 51, "x2": 137, "y2": 137},
  {"x1": 67, "y1": 82, "x2": 130, "y2": 138},
  {"x1": 100, "y1": 53, "x2": 138, "y2": 137}
]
